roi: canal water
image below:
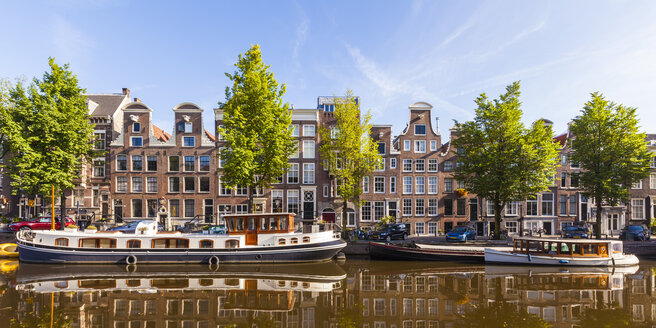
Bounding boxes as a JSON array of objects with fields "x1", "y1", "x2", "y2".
[{"x1": 0, "y1": 258, "x2": 654, "y2": 328}]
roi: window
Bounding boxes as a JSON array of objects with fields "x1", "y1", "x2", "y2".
[
  {"x1": 147, "y1": 199, "x2": 157, "y2": 217},
  {"x1": 561, "y1": 155, "x2": 568, "y2": 165},
  {"x1": 430, "y1": 140, "x2": 437, "y2": 151},
  {"x1": 288, "y1": 163, "x2": 299, "y2": 184},
  {"x1": 93, "y1": 159, "x2": 105, "y2": 177},
  {"x1": 570, "y1": 160, "x2": 580, "y2": 168},
  {"x1": 290, "y1": 124, "x2": 299, "y2": 137},
  {"x1": 404, "y1": 140, "x2": 411, "y2": 151},
  {"x1": 200, "y1": 240, "x2": 213, "y2": 248},
  {"x1": 302, "y1": 125, "x2": 315, "y2": 137},
  {"x1": 169, "y1": 156, "x2": 179, "y2": 171},
  {"x1": 444, "y1": 178, "x2": 453, "y2": 192},
  {"x1": 127, "y1": 240, "x2": 141, "y2": 248},
  {"x1": 373, "y1": 201, "x2": 385, "y2": 220},
  {"x1": 415, "y1": 199, "x2": 425, "y2": 216},
  {"x1": 236, "y1": 185, "x2": 247, "y2": 196},
  {"x1": 199, "y1": 156, "x2": 210, "y2": 171},
  {"x1": 131, "y1": 136, "x2": 143, "y2": 147},
  {"x1": 487, "y1": 200, "x2": 495, "y2": 216},
  {"x1": 55, "y1": 238, "x2": 68, "y2": 246},
  {"x1": 632, "y1": 180, "x2": 643, "y2": 189},
  {"x1": 377, "y1": 142, "x2": 386, "y2": 154},
  {"x1": 428, "y1": 199, "x2": 438, "y2": 216},
  {"x1": 361, "y1": 201, "x2": 372, "y2": 221},
  {"x1": 374, "y1": 177, "x2": 385, "y2": 193},
  {"x1": 132, "y1": 199, "x2": 143, "y2": 217},
  {"x1": 428, "y1": 176, "x2": 438, "y2": 194},
  {"x1": 541, "y1": 193, "x2": 553, "y2": 216},
  {"x1": 403, "y1": 159, "x2": 413, "y2": 172},
  {"x1": 390, "y1": 177, "x2": 397, "y2": 193},
  {"x1": 559, "y1": 195, "x2": 567, "y2": 215},
  {"x1": 403, "y1": 199, "x2": 412, "y2": 216},
  {"x1": 651, "y1": 174, "x2": 656, "y2": 189},
  {"x1": 506, "y1": 201, "x2": 518, "y2": 215},
  {"x1": 444, "y1": 199, "x2": 453, "y2": 215},
  {"x1": 651, "y1": 156, "x2": 656, "y2": 168},
  {"x1": 569, "y1": 195, "x2": 577, "y2": 215},
  {"x1": 363, "y1": 176, "x2": 370, "y2": 193},
  {"x1": 218, "y1": 177, "x2": 231, "y2": 196},
  {"x1": 116, "y1": 176, "x2": 127, "y2": 192},
  {"x1": 169, "y1": 177, "x2": 180, "y2": 193},
  {"x1": 184, "y1": 176, "x2": 195, "y2": 192},
  {"x1": 415, "y1": 177, "x2": 425, "y2": 194},
  {"x1": 302, "y1": 140, "x2": 315, "y2": 158},
  {"x1": 184, "y1": 156, "x2": 195, "y2": 172},
  {"x1": 132, "y1": 155, "x2": 143, "y2": 171},
  {"x1": 290, "y1": 142, "x2": 299, "y2": 159},
  {"x1": 144, "y1": 156, "x2": 156, "y2": 171},
  {"x1": 456, "y1": 199, "x2": 466, "y2": 215},
  {"x1": 526, "y1": 196, "x2": 538, "y2": 216},
  {"x1": 505, "y1": 221, "x2": 518, "y2": 233},
  {"x1": 415, "y1": 222, "x2": 425, "y2": 234},
  {"x1": 390, "y1": 158, "x2": 397, "y2": 169},
  {"x1": 132, "y1": 177, "x2": 143, "y2": 192},
  {"x1": 632, "y1": 199, "x2": 645, "y2": 220},
  {"x1": 183, "y1": 136, "x2": 195, "y2": 147},
  {"x1": 184, "y1": 199, "x2": 195, "y2": 218},
  {"x1": 403, "y1": 176, "x2": 412, "y2": 194},
  {"x1": 184, "y1": 122, "x2": 192, "y2": 133},
  {"x1": 133, "y1": 122, "x2": 141, "y2": 133},
  {"x1": 323, "y1": 185, "x2": 328, "y2": 197},
  {"x1": 560, "y1": 172, "x2": 567, "y2": 187},
  {"x1": 303, "y1": 163, "x2": 315, "y2": 184},
  {"x1": 218, "y1": 147, "x2": 227, "y2": 167},
  {"x1": 414, "y1": 140, "x2": 426, "y2": 153},
  {"x1": 428, "y1": 159, "x2": 438, "y2": 172},
  {"x1": 415, "y1": 159, "x2": 425, "y2": 172},
  {"x1": 146, "y1": 177, "x2": 157, "y2": 193},
  {"x1": 94, "y1": 132, "x2": 106, "y2": 150},
  {"x1": 444, "y1": 161, "x2": 453, "y2": 171},
  {"x1": 571, "y1": 173, "x2": 580, "y2": 187},
  {"x1": 117, "y1": 155, "x2": 127, "y2": 171},
  {"x1": 287, "y1": 190, "x2": 299, "y2": 214},
  {"x1": 374, "y1": 158, "x2": 385, "y2": 171},
  {"x1": 199, "y1": 177, "x2": 210, "y2": 192},
  {"x1": 170, "y1": 199, "x2": 180, "y2": 218},
  {"x1": 415, "y1": 124, "x2": 426, "y2": 135},
  {"x1": 235, "y1": 204, "x2": 248, "y2": 213}
]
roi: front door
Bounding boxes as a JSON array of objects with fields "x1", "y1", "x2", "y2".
[
  {"x1": 476, "y1": 222, "x2": 485, "y2": 236},
  {"x1": 303, "y1": 191, "x2": 314, "y2": 221},
  {"x1": 444, "y1": 221, "x2": 453, "y2": 232},
  {"x1": 204, "y1": 199, "x2": 214, "y2": 224},
  {"x1": 388, "y1": 201, "x2": 398, "y2": 218},
  {"x1": 347, "y1": 212, "x2": 355, "y2": 226},
  {"x1": 469, "y1": 199, "x2": 478, "y2": 221},
  {"x1": 543, "y1": 221, "x2": 552, "y2": 235},
  {"x1": 245, "y1": 217, "x2": 258, "y2": 245}
]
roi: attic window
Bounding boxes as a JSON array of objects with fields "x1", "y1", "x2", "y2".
[
  {"x1": 185, "y1": 122, "x2": 192, "y2": 133},
  {"x1": 415, "y1": 124, "x2": 426, "y2": 135},
  {"x1": 133, "y1": 122, "x2": 141, "y2": 133}
]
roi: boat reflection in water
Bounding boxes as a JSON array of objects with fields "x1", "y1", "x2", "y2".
[{"x1": 3, "y1": 260, "x2": 653, "y2": 327}]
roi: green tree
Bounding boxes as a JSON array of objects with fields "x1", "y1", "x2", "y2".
[
  {"x1": 218, "y1": 45, "x2": 296, "y2": 213},
  {"x1": 453, "y1": 82, "x2": 559, "y2": 239},
  {"x1": 457, "y1": 301, "x2": 550, "y2": 328},
  {"x1": 1, "y1": 58, "x2": 96, "y2": 226},
  {"x1": 569, "y1": 93, "x2": 651, "y2": 238},
  {"x1": 318, "y1": 90, "x2": 381, "y2": 230}
]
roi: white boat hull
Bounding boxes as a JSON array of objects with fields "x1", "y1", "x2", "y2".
[{"x1": 484, "y1": 248, "x2": 639, "y2": 267}]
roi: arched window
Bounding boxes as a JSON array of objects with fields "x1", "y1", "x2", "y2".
[
  {"x1": 79, "y1": 238, "x2": 116, "y2": 248},
  {"x1": 278, "y1": 239, "x2": 286, "y2": 245},
  {"x1": 291, "y1": 238, "x2": 298, "y2": 244},
  {"x1": 55, "y1": 238, "x2": 68, "y2": 246},
  {"x1": 126, "y1": 240, "x2": 141, "y2": 248},
  {"x1": 302, "y1": 236, "x2": 310, "y2": 243},
  {"x1": 225, "y1": 240, "x2": 239, "y2": 248},
  {"x1": 200, "y1": 240, "x2": 213, "y2": 248}
]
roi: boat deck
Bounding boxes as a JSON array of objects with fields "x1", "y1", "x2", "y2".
[{"x1": 416, "y1": 243, "x2": 513, "y2": 253}]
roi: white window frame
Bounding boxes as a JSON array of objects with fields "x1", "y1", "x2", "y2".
[
  {"x1": 427, "y1": 176, "x2": 438, "y2": 194},
  {"x1": 414, "y1": 124, "x2": 426, "y2": 136},
  {"x1": 415, "y1": 177, "x2": 425, "y2": 194},
  {"x1": 302, "y1": 124, "x2": 315, "y2": 137},
  {"x1": 403, "y1": 176, "x2": 412, "y2": 194},
  {"x1": 131, "y1": 177, "x2": 143, "y2": 193},
  {"x1": 403, "y1": 140, "x2": 411, "y2": 151},
  {"x1": 632, "y1": 199, "x2": 645, "y2": 220},
  {"x1": 130, "y1": 136, "x2": 143, "y2": 147},
  {"x1": 428, "y1": 159, "x2": 438, "y2": 172},
  {"x1": 290, "y1": 124, "x2": 299, "y2": 137},
  {"x1": 184, "y1": 122, "x2": 192, "y2": 133},
  {"x1": 415, "y1": 159, "x2": 425, "y2": 172},
  {"x1": 288, "y1": 163, "x2": 299, "y2": 184},
  {"x1": 415, "y1": 222, "x2": 425, "y2": 234},
  {"x1": 302, "y1": 163, "x2": 315, "y2": 184},
  {"x1": 302, "y1": 140, "x2": 315, "y2": 159},
  {"x1": 363, "y1": 176, "x2": 370, "y2": 193},
  {"x1": 374, "y1": 176, "x2": 385, "y2": 193},
  {"x1": 183, "y1": 136, "x2": 195, "y2": 147},
  {"x1": 403, "y1": 159, "x2": 413, "y2": 172},
  {"x1": 390, "y1": 176, "x2": 397, "y2": 193},
  {"x1": 169, "y1": 176, "x2": 180, "y2": 193},
  {"x1": 414, "y1": 140, "x2": 426, "y2": 153},
  {"x1": 632, "y1": 180, "x2": 643, "y2": 189},
  {"x1": 430, "y1": 140, "x2": 437, "y2": 151},
  {"x1": 390, "y1": 158, "x2": 397, "y2": 169}
]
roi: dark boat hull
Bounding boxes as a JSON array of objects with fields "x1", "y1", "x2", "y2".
[
  {"x1": 368, "y1": 242, "x2": 484, "y2": 262},
  {"x1": 17, "y1": 239, "x2": 346, "y2": 264}
]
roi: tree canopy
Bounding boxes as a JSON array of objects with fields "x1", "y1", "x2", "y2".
[
  {"x1": 569, "y1": 92, "x2": 651, "y2": 238},
  {"x1": 453, "y1": 82, "x2": 560, "y2": 239},
  {"x1": 218, "y1": 45, "x2": 296, "y2": 213},
  {"x1": 318, "y1": 90, "x2": 381, "y2": 229}
]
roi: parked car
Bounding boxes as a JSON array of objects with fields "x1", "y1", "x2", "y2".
[
  {"x1": 619, "y1": 225, "x2": 651, "y2": 241},
  {"x1": 8, "y1": 216, "x2": 75, "y2": 231},
  {"x1": 563, "y1": 226, "x2": 589, "y2": 239},
  {"x1": 107, "y1": 220, "x2": 164, "y2": 233},
  {"x1": 368, "y1": 224, "x2": 408, "y2": 242},
  {"x1": 446, "y1": 226, "x2": 476, "y2": 242}
]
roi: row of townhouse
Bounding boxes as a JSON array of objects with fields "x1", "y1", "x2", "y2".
[{"x1": 1, "y1": 88, "x2": 655, "y2": 236}]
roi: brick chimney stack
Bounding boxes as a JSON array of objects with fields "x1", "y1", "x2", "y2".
[
  {"x1": 122, "y1": 88, "x2": 130, "y2": 97},
  {"x1": 134, "y1": 97, "x2": 141, "y2": 102}
]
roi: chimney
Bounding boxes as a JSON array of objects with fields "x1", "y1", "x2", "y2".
[
  {"x1": 134, "y1": 97, "x2": 141, "y2": 102},
  {"x1": 436, "y1": 117, "x2": 440, "y2": 134},
  {"x1": 122, "y1": 88, "x2": 130, "y2": 97}
]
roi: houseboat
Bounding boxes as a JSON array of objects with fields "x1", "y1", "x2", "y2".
[
  {"x1": 484, "y1": 237, "x2": 639, "y2": 267},
  {"x1": 16, "y1": 213, "x2": 346, "y2": 264}
]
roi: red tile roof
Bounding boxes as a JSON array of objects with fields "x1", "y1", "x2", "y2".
[
  {"x1": 152, "y1": 125, "x2": 171, "y2": 142},
  {"x1": 553, "y1": 133, "x2": 567, "y2": 147},
  {"x1": 205, "y1": 129, "x2": 216, "y2": 142}
]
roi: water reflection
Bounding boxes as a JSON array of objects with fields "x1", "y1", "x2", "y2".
[{"x1": 0, "y1": 259, "x2": 653, "y2": 327}]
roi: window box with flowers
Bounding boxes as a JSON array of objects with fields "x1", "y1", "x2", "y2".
[{"x1": 456, "y1": 188, "x2": 468, "y2": 197}]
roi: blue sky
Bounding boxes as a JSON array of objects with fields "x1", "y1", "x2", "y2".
[{"x1": 2, "y1": 1, "x2": 656, "y2": 138}]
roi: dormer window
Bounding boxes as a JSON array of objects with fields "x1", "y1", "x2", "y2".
[
  {"x1": 185, "y1": 122, "x2": 192, "y2": 133},
  {"x1": 415, "y1": 124, "x2": 426, "y2": 135},
  {"x1": 133, "y1": 122, "x2": 141, "y2": 133}
]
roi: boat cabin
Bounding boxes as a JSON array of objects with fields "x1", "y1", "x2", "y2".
[
  {"x1": 512, "y1": 238, "x2": 622, "y2": 258},
  {"x1": 224, "y1": 213, "x2": 295, "y2": 246}
]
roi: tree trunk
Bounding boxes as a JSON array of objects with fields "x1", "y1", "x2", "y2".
[
  {"x1": 595, "y1": 200, "x2": 603, "y2": 239},
  {"x1": 60, "y1": 193, "x2": 66, "y2": 230},
  {"x1": 494, "y1": 201, "x2": 502, "y2": 240},
  {"x1": 248, "y1": 185, "x2": 255, "y2": 214}
]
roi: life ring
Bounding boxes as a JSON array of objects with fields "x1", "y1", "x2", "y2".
[
  {"x1": 600, "y1": 246, "x2": 606, "y2": 253},
  {"x1": 209, "y1": 256, "x2": 220, "y2": 265},
  {"x1": 126, "y1": 255, "x2": 138, "y2": 265},
  {"x1": 0, "y1": 243, "x2": 18, "y2": 258},
  {"x1": 125, "y1": 264, "x2": 137, "y2": 273}
]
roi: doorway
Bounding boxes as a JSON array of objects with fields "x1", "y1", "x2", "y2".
[
  {"x1": 476, "y1": 222, "x2": 485, "y2": 236},
  {"x1": 302, "y1": 191, "x2": 314, "y2": 221}
]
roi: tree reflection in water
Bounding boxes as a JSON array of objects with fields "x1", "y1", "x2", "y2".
[
  {"x1": 579, "y1": 305, "x2": 633, "y2": 328},
  {"x1": 9, "y1": 304, "x2": 72, "y2": 328},
  {"x1": 457, "y1": 300, "x2": 550, "y2": 328}
]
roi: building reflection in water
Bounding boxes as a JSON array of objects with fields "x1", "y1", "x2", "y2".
[{"x1": 1, "y1": 260, "x2": 655, "y2": 327}]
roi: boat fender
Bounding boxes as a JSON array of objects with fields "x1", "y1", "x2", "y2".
[
  {"x1": 612, "y1": 257, "x2": 616, "y2": 266},
  {"x1": 559, "y1": 259, "x2": 569, "y2": 264},
  {"x1": 126, "y1": 255, "x2": 138, "y2": 265},
  {"x1": 209, "y1": 256, "x2": 220, "y2": 266}
]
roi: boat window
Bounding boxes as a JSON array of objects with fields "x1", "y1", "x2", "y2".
[
  {"x1": 199, "y1": 240, "x2": 213, "y2": 248},
  {"x1": 199, "y1": 279, "x2": 213, "y2": 287},
  {"x1": 248, "y1": 218, "x2": 256, "y2": 231},
  {"x1": 55, "y1": 238, "x2": 68, "y2": 246},
  {"x1": 561, "y1": 243, "x2": 571, "y2": 253},
  {"x1": 528, "y1": 241, "x2": 541, "y2": 252},
  {"x1": 54, "y1": 281, "x2": 68, "y2": 289},
  {"x1": 79, "y1": 280, "x2": 116, "y2": 289},
  {"x1": 303, "y1": 236, "x2": 310, "y2": 243},
  {"x1": 278, "y1": 239, "x2": 286, "y2": 245},
  {"x1": 126, "y1": 280, "x2": 141, "y2": 287},
  {"x1": 270, "y1": 218, "x2": 279, "y2": 230},
  {"x1": 227, "y1": 219, "x2": 235, "y2": 232},
  {"x1": 583, "y1": 244, "x2": 598, "y2": 255},
  {"x1": 280, "y1": 217, "x2": 288, "y2": 230},
  {"x1": 79, "y1": 238, "x2": 117, "y2": 248},
  {"x1": 612, "y1": 243, "x2": 622, "y2": 253},
  {"x1": 225, "y1": 240, "x2": 239, "y2": 248},
  {"x1": 260, "y1": 218, "x2": 268, "y2": 231},
  {"x1": 151, "y1": 279, "x2": 188, "y2": 289},
  {"x1": 127, "y1": 240, "x2": 141, "y2": 248},
  {"x1": 291, "y1": 238, "x2": 298, "y2": 244},
  {"x1": 151, "y1": 238, "x2": 189, "y2": 248},
  {"x1": 236, "y1": 219, "x2": 244, "y2": 231},
  {"x1": 225, "y1": 278, "x2": 240, "y2": 286},
  {"x1": 278, "y1": 281, "x2": 286, "y2": 287}
]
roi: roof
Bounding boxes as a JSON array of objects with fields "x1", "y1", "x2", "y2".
[
  {"x1": 553, "y1": 133, "x2": 567, "y2": 147},
  {"x1": 152, "y1": 125, "x2": 171, "y2": 142},
  {"x1": 204, "y1": 129, "x2": 216, "y2": 142},
  {"x1": 87, "y1": 94, "x2": 127, "y2": 116}
]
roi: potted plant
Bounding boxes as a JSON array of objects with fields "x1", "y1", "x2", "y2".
[
  {"x1": 202, "y1": 225, "x2": 210, "y2": 234},
  {"x1": 65, "y1": 224, "x2": 78, "y2": 232},
  {"x1": 85, "y1": 225, "x2": 97, "y2": 233},
  {"x1": 137, "y1": 226, "x2": 149, "y2": 235},
  {"x1": 456, "y1": 188, "x2": 468, "y2": 197},
  {"x1": 0, "y1": 216, "x2": 8, "y2": 231}
]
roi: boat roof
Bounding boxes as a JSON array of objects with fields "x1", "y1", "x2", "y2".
[{"x1": 514, "y1": 237, "x2": 619, "y2": 244}]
